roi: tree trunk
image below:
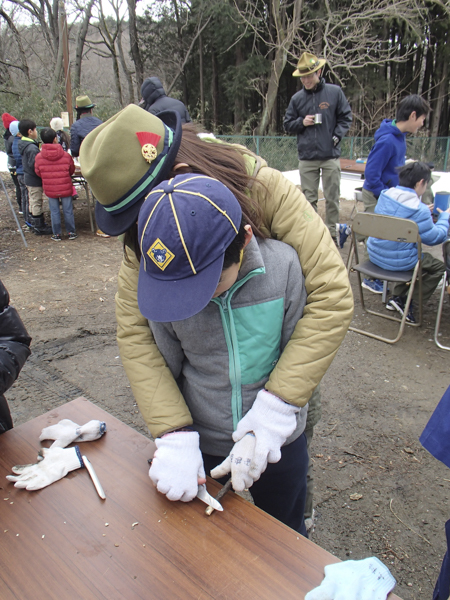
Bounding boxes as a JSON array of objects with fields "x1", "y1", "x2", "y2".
[
  {"x1": 211, "y1": 49, "x2": 219, "y2": 130},
  {"x1": 73, "y1": 0, "x2": 95, "y2": 92},
  {"x1": 127, "y1": 0, "x2": 144, "y2": 96},
  {"x1": 0, "y1": 9, "x2": 31, "y2": 92},
  {"x1": 117, "y1": 25, "x2": 135, "y2": 104},
  {"x1": 199, "y1": 32, "x2": 205, "y2": 124}
]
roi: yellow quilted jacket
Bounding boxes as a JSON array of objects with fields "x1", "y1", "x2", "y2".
[{"x1": 116, "y1": 154, "x2": 353, "y2": 438}]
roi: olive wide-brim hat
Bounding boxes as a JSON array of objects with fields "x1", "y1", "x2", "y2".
[
  {"x1": 80, "y1": 104, "x2": 182, "y2": 236},
  {"x1": 75, "y1": 95, "x2": 96, "y2": 109},
  {"x1": 293, "y1": 52, "x2": 326, "y2": 77}
]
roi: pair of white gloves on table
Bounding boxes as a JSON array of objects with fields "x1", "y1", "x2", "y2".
[
  {"x1": 149, "y1": 389, "x2": 299, "y2": 501},
  {"x1": 305, "y1": 557, "x2": 396, "y2": 600},
  {"x1": 6, "y1": 419, "x2": 106, "y2": 491}
]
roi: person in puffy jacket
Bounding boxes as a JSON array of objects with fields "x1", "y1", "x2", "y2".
[
  {"x1": 284, "y1": 52, "x2": 352, "y2": 242},
  {"x1": 140, "y1": 77, "x2": 191, "y2": 124},
  {"x1": 0, "y1": 279, "x2": 31, "y2": 433},
  {"x1": 2, "y1": 112, "x2": 22, "y2": 211},
  {"x1": 367, "y1": 161, "x2": 450, "y2": 323},
  {"x1": 80, "y1": 105, "x2": 353, "y2": 532},
  {"x1": 35, "y1": 128, "x2": 77, "y2": 241}
]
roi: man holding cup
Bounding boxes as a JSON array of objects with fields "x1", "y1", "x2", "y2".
[{"x1": 284, "y1": 52, "x2": 352, "y2": 246}]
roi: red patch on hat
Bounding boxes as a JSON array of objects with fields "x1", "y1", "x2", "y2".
[{"x1": 136, "y1": 132, "x2": 161, "y2": 148}]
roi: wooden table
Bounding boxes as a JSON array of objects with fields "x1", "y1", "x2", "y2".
[
  {"x1": 340, "y1": 158, "x2": 366, "y2": 177},
  {"x1": 72, "y1": 167, "x2": 96, "y2": 233},
  {"x1": 0, "y1": 399, "x2": 402, "y2": 599}
]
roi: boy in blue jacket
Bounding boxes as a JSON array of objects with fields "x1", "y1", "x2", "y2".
[
  {"x1": 362, "y1": 95, "x2": 430, "y2": 294},
  {"x1": 137, "y1": 173, "x2": 309, "y2": 535},
  {"x1": 367, "y1": 161, "x2": 450, "y2": 323}
]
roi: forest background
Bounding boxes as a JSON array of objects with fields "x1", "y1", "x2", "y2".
[{"x1": 1, "y1": 0, "x2": 450, "y2": 146}]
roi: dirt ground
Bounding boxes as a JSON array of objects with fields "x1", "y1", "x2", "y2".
[{"x1": 1, "y1": 177, "x2": 449, "y2": 600}]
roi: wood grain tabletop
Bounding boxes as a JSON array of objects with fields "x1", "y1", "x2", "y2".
[{"x1": 0, "y1": 398, "x2": 401, "y2": 599}]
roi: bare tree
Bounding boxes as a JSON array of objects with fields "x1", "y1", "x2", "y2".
[
  {"x1": 0, "y1": 7, "x2": 31, "y2": 91},
  {"x1": 72, "y1": 0, "x2": 95, "y2": 92}
]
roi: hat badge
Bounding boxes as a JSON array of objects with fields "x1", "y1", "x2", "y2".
[{"x1": 136, "y1": 131, "x2": 162, "y2": 164}]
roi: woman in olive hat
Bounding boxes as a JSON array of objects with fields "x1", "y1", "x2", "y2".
[{"x1": 81, "y1": 106, "x2": 353, "y2": 525}]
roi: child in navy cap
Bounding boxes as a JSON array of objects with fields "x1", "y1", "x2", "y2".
[{"x1": 137, "y1": 173, "x2": 310, "y2": 534}]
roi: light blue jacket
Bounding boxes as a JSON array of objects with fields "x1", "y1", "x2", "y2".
[
  {"x1": 367, "y1": 186, "x2": 450, "y2": 270},
  {"x1": 149, "y1": 236, "x2": 308, "y2": 456}
]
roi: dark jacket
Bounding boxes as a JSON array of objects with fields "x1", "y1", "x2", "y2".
[
  {"x1": 0, "y1": 280, "x2": 31, "y2": 433},
  {"x1": 4, "y1": 130, "x2": 15, "y2": 167},
  {"x1": 140, "y1": 77, "x2": 191, "y2": 124},
  {"x1": 35, "y1": 143, "x2": 75, "y2": 198},
  {"x1": 70, "y1": 115, "x2": 103, "y2": 157},
  {"x1": 11, "y1": 136, "x2": 23, "y2": 175},
  {"x1": 283, "y1": 78, "x2": 352, "y2": 161},
  {"x1": 18, "y1": 137, "x2": 42, "y2": 186},
  {"x1": 363, "y1": 119, "x2": 407, "y2": 199}
]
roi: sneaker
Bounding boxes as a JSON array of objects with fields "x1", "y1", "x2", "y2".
[
  {"x1": 96, "y1": 228, "x2": 111, "y2": 238},
  {"x1": 361, "y1": 278, "x2": 384, "y2": 294},
  {"x1": 336, "y1": 223, "x2": 351, "y2": 248},
  {"x1": 18, "y1": 210, "x2": 23, "y2": 215},
  {"x1": 68, "y1": 232, "x2": 78, "y2": 240},
  {"x1": 386, "y1": 295, "x2": 415, "y2": 323},
  {"x1": 51, "y1": 234, "x2": 62, "y2": 241}
]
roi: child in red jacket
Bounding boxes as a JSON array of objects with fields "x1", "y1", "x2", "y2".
[{"x1": 34, "y1": 128, "x2": 77, "y2": 241}]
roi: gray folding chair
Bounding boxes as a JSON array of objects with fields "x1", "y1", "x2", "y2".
[
  {"x1": 434, "y1": 238, "x2": 450, "y2": 351},
  {"x1": 348, "y1": 213, "x2": 423, "y2": 344}
]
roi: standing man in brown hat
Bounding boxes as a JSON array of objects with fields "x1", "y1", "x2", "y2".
[
  {"x1": 284, "y1": 52, "x2": 352, "y2": 247},
  {"x1": 70, "y1": 95, "x2": 103, "y2": 158}
]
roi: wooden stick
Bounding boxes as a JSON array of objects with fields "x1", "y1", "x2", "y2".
[{"x1": 205, "y1": 478, "x2": 232, "y2": 515}]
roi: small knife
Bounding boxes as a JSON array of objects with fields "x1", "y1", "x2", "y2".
[
  {"x1": 82, "y1": 455, "x2": 106, "y2": 499},
  {"x1": 197, "y1": 484, "x2": 223, "y2": 511}
]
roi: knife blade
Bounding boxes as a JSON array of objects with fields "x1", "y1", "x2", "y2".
[
  {"x1": 197, "y1": 484, "x2": 223, "y2": 511},
  {"x1": 82, "y1": 455, "x2": 106, "y2": 499}
]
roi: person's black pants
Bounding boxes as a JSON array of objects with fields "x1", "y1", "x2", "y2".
[{"x1": 202, "y1": 432, "x2": 308, "y2": 536}]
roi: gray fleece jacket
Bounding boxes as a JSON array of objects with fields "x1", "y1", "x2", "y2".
[{"x1": 149, "y1": 236, "x2": 308, "y2": 456}]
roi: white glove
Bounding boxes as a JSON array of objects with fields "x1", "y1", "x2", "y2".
[
  {"x1": 39, "y1": 419, "x2": 106, "y2": 448},
  {"x1": 305, "y1": 558, "x2": 396, "y2": 600},
  {"x1": 6, "y1": 446, "x2": 84, "y2": 491},
  {"x1": 210, "y1": 433, "x2": 256, "y2": 491},
  {"x1": 232, "y1": 389, "x2": 299, "y2": 480},
  {"x1": 149, "y1": 431, "x2": 205, "y2": 502}
]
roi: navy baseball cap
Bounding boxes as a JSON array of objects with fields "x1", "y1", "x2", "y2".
[{"x1": 137, "y1": 173, "x2": 242, "y2": 322}]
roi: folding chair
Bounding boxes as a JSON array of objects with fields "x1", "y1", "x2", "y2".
[
  {"x1": 348, "y1": 213, "x2": 423, "y2": 344},
  {"x1": 434, "y1": 238, "x2": 450, "y2": 351}
]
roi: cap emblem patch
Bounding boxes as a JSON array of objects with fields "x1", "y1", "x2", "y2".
[
  {"x1": 147, "y1": 238, "x2": 175, "y2": 271},
  {"x1": 136, "y1": 131, "x2": 162, "y2": 164}
]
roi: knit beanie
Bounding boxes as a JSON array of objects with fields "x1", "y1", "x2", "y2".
[
  {"x1": 50, "y1": 117, "x2": 64, "y2": 131},
  {"x1": 9, "y1": 121, "x2": 19, "y2": 136},
  {"x1": 2, "y1": 113, "x2": 18, "y2": 129}
]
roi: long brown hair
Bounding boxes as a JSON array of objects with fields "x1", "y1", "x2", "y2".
[{"x1": 124, "y1": 123, "x2": 265, "y2": 260}]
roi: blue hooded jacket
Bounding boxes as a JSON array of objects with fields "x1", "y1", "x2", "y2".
[
  {"x1": 367, "y1": 186, "x2": 450, "y2": 270},
  {"x1": 363, "y1": 119, "x2": 407, "y2": 198}
]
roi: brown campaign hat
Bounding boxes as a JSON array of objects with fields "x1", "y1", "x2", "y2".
[
  {"x1": 293, "y1": 52, "x2": 326, "y2": 77},
  {"x1": 75, "y1": 95, "x2": 95, "y2": 109}
]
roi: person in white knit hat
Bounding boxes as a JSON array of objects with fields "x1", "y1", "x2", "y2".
[{"x1": 50, "y1": 117, "x2": 78, "y2": 201}]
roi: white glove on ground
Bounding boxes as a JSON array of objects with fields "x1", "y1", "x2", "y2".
[
  {"x1": 39, "y1": 419, "x2": 107, "y2": 448},
  {"x1": 149, "y1": 431, "x2": 205, "y2": 502},
  {"x1": 6, "y1": 446, "x2": 84, "y2": 491},
  {"x1": 232, "y1": 389, "x2": 299, "y2": 480},
  {"x1": 211, "y1": 433, "x2": 256, "y2": 491},
  {"x1": 305, "y1": 557, "x2": 396, "y2": 600}
]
